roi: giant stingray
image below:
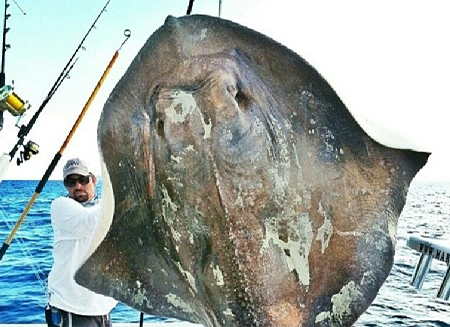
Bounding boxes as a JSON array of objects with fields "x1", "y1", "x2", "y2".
[{"x1": 76, "y1": 14, "x2": 429, "y2": 326}]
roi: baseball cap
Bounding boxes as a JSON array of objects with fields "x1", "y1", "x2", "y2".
[{"x1": 63, "y1": 158, "x2": 91, "y2": 179}]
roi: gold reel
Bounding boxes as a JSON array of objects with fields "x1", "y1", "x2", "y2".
[{"x1": 0, "y1": 85, "x2": 31, "y2": 116}]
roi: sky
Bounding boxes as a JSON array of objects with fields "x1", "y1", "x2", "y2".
[{"x1": 0, "y1": 0, "x2": 449, "y2": 182}]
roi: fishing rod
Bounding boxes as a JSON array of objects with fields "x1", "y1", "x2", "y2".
[
  {"x1": 0, "y1": 0, "x2": 112, "y2": 183},
  {"x1": 0, "y1": 28, "x2": 131, "y2": 262}
]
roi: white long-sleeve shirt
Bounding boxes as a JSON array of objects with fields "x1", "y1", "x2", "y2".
[{"x1": 48, "y1": 196, "x2": 118, "y2": 315}]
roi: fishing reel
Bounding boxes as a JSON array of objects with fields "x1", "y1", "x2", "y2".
[
  {"x1": 0, "y1": 84, "x2": 31, "y2": 131},
  {"x1": 0, "y1": 84, "x2": 39, "y2": 165},
  {"x1": 17, "y1": 140, "x2": 39, "y2": 166},
  {"x1": 0, "y1": 84, "x2": 31, "y2": 116}
]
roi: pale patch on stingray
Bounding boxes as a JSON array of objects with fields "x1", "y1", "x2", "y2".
[
  {"x1": 265, "y1": 115, "x2": 292, "y2": 206},
  {"x1": 165, "y1": 293, "x2": 196, "y2": 314},
  {"x1": 85, "y1": 158, "x2": 115, "y2": 260},
  {"x1": 189, "y1": 27, "x2": 208, "y2": 42},
  {"x1": 211, "y1": 263, "x2": 225, "y2": 286},
  {"x1": 202, "y1": 121, "x2": 212, "y2": 139},
  {"x1": 133, "y1": 280, "x2": 149, "y2": 307},
  {"x1": 199, "y1": 28, "x2": 207, "y2": 40},
  {"x1": 315, "y1": 280, "x2": 363, "y2": 324},
  {"x1": 168, "y1": 145, "x2": 197, "y2": 189},
  {"x1": 335, "y1": 230, "x2": 364, "y2": 238},
  {"x1": 316, "y1": 202, "x2": 333, "y2": 253},
  {"x1": 262, "y1": 213, "x2": 313, "y2": 287},
  {"x1": 165, "y1": 90, "x2": 196, "y2": 124},
  {"x1": 171, "y1": 155, "x2": 182, "y2": 164},
  {"x1": 165, "y1": 90, "x2": 211, "y2": 139},
  {"x1": 267, "y1": 166, "x2": 288, "y2": 205},
  {"x1": 223, "y1": 308, "x2": 234, "y2": 317},
  {"x1": 161, "y1": 185, "x2": 181, "y2": 248},
  {"x1": 176, "y1": 261, "x2": 197, "y2": 293}
]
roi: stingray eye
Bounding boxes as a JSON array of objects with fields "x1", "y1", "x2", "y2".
[
  {"x1": 226, "y1": 81, "x2": 249, "y2": 109},
  {"x1": 227, "y1": 80, "x2": 249, "y2": 110},
  {"x1": 235, "y1": 88, "x2": 249, "y2": 110},
  {"x1": 150, "y1": 87, "x2": 166, "y2": 138},
  {"x1": 157, "y1": 119, "x2": 165, "y2": 137}
]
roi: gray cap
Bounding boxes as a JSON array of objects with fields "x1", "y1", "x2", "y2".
[{"x1": 63, "y1": 158, "x2": 90, "y2": 179}]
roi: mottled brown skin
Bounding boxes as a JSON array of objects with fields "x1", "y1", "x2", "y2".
[{"x1": 76, "y1": 15, "x2": 429, "y2": 326}]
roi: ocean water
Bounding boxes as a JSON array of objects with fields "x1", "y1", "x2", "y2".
[{"x1": 0, "y1": 179, "x2": 449, "y2": 326}]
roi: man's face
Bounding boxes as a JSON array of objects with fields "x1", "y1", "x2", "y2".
[{"x1": 64, "y1": 174, "x2": 97, "y2": 203}]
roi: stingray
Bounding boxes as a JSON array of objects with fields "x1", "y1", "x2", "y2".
[{"x1": 75, "y1": 14, "x2": 429, "y2": 327}]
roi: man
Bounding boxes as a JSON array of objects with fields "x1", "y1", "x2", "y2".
[{"x1": 46, "y1": 157, "x2": 117, "y2": 327}]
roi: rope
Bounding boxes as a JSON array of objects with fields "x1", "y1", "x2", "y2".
[
  {"x1": 186, "y1": 0, "x2": 194, "y2": 15},
  {"x1": 186, "y1": 0, "x2": 222, "y2": 17}
]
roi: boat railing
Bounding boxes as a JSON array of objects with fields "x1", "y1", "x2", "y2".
[{"x1": 406, "y1": 234, "x2": 450, "y2": 300}]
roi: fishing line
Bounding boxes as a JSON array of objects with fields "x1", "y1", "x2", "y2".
[
  {"x1": 0, "y1": 204, "x2": 48, "y2": 295},
  {"x1": 11, "y1": 0, "x2": 26, "y2": 15},
  {"x1": 16, "y1": 0, "x2": 46, "y2": 14},
  {"x1": 0, "y1": 28, "x2": 131, "y2": 262}
]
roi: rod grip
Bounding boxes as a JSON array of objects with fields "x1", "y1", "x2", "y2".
[{"x1": 0, "y1": 242, "x2": 9, "y2": 261}]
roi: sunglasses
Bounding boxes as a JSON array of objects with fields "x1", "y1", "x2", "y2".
[{"x1": 64, "y1": 175, "x2": 91, "y2": 187}]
